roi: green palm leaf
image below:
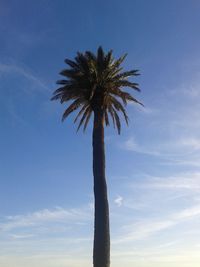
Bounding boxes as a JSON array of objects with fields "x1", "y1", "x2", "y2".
[{"x1": 51, "y1": 46, "x2": 143, "y2": 133}]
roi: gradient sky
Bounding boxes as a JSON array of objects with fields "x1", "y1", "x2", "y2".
[{"x1": 1, "y1": 1, "x2": 200, "y2": 267}]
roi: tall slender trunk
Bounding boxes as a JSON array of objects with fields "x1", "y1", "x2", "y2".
[{"x1": 92, "y1": 108, "x2": 110, "y2": 267}]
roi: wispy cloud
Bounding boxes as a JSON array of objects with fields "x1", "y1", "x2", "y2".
[
  {"x1": 114, "y1": 196, "x2": 123, "y2": 207},
  {"x1": 0, "y1": 61, "x2": 52, "y2": 125},
  {"x1": 9, "y1": 234, "x2": 35, "y2": 240},
  {"x1": 0, "y1": 206, "x2": 92, "y2": 267},
  {"x1": 121, "y1": 135, "x2": 200, "y2": 168},
  {"x1": 0, "y1": 62, "x2": 50, "y2": 92},
  {"x1": 122, "y1": 137, "x2": 161, "y2": 156},
  {"x1": 132, "y1": 104, "x2": 158, "y2": 115},
  {"x1": 170, "y1": 79, "x2": 200, "y2": 98},
  {"x1": 0, "y1": 207, "x2": 90, "y2": 232},
  {"x1": 133, "y1": 172, "x2": 200, "y2": 191},
  {"x1": 114, "y1": 204, "x2": 200, "y2": 243}
]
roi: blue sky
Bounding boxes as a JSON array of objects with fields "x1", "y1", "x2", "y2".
[{"x1": 1, "y1": 0, "x2": 200, "y2": 266}]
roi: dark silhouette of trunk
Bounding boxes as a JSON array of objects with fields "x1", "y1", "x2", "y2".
[{"x1": 92, "y1": 107, "x2": 110, "y2": 267}]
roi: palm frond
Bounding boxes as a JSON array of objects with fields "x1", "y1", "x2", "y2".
[
  {"x1": 116, "y1": 80, "x2": 140, "y2": 91},
  {"x1": 112, "y1": 108, "x2": 121, "y2": 134},
  {"x1": 74, "y1": 105, "x2": 89, "y2": 123},
  {"x1": 75, "y1": 53, "x2": 90, "y2": 73},
  {"x1": 76, "y1": 106, "x2": 91, "y2": 131},
  {"x1": 108, "y1": 106, "x2": 116, "y2": 129},
  {"x1": 85, "y1": 51, "x2": 97, "y2": 61},
  {"x1": 110, "y1": 96, "x2": 129, "y2": 125},
  {"x1": 62, "y1": 98, "x2": 84, "y2": 121},
  {"x1": 104, "y1": 110, "x2": 110, "y2": 126},
  {"x1": 64, "y1": 59, "x2": 79, "y2": 69},
  {"x1": 56, "y1": 80, "x2": 72, "y2": 85},
  {"x1": 109, "y1": 88, "x2": 143, "y2": 106},
  {"x1": 51, "y1": 46, "x2": 143, "y2": 133},
  {"x1": 105, "y1": 49, "x2": 113, "y2": 66},
  {"x1": 114, "y1": 70, "x2": 140, "y2": 80},
  {"x1": 83, "y1": 109, "x2": 92, "y2": 131},
  {"x1": 97, "y1": 46, "x2": 104, "y2": 65},
  {"x1": 111, "y1": 54, "x2": 127, "y2": 69}
]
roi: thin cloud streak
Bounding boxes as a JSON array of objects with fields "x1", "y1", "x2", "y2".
[
  {"x1": 114, "y1": 204, "x2": 200, "y2": 244},
  {"x1": 123, "y1": 136, "x2": 200, "y2": 156},
  {"x1": 0, "y1": 207, "x2": 90, "y2": 232},
  {"x1": 0, "y1": 62, "x2": 50, "y2": 92},
  {"x1": 122, "y1": 137, "x2": 161, "y2": 156},
  {"x1": 121, "y1": 135, "x2": 200, "y2": 168},
  {"x1": 131, "y1": 172, "x2": 200, "y2": 191}
]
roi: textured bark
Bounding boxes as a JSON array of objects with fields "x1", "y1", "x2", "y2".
[{"x1": 93, "y1": 107, "x2": 110, "y2": 267}]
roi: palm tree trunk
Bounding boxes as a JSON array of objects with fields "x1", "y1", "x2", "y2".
[{"x1": 92, "y1": 108, "x2": 110, "y2": 267}]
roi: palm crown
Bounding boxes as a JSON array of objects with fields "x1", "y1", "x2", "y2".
[{"x1": 51, "y1": 46, "x2": 142, "y2": 133}]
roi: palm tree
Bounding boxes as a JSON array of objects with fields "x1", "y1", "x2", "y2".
[{"x1": 51, "y1": 46, "x2": 142, "y2": 267}]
